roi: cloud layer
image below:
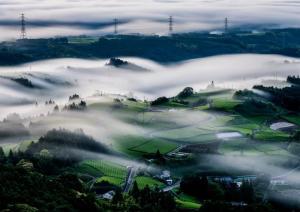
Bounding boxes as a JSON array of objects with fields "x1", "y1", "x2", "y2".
[
  {"x1": 0, "y1": 54, "x2": 299, "y2": 119},
  {"x1": 0, "y1": 0, "x2": 300, "y2": 40}
]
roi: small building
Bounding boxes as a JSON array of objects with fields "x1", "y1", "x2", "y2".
[
  {"x1": 160, "y1": 170, "x2": 171, "y2": 179},
  {"x1": 166, "y1": 179, "x2": 173, "y2": 185},
  {"x1": 101, "y1": 190, "x2": 115, "y2": 200}
]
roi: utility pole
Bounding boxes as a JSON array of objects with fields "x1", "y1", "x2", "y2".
[
  {"x1": 114, "y1": 18, "x2": 118, "y2": 34},
  {"x1": 169, "y1": 16, "x2": 173, "y2": 35},
  {"x1": 21, "y1": 13, "x2": 26, "y2": 39},
  {"x1": 224, "y1": 17, "x2": 228, "y2": 34}
]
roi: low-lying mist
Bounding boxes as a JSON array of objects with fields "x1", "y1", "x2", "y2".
[
  {"x1": 0, "y1": 54, "x2": 298, "y2": 141},
  {"x1": 0, "y1": 54, "x2": 298, "y2": 119},
  {"x1": 0, "y1": 54, "x2": 299, "y2": 190}
]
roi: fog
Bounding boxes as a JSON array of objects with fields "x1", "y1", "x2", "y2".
[
  {"x1": 0, "y1": 53, "x2": 300, "y2": 206},
  {"x1": 0, "y1": 54, "x2": 298, "y2": 121},
  {"x1": 1, "y1": 0, "x2": 300, "y2": 40}
]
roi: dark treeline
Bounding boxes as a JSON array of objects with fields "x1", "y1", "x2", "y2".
[
  {"x1": 253, "y1": 76, "x2": 300, "y2": 111},
  {"x1": 1, "y1": 28, "x2": 300, "y2": 65},
  {"x1": 234, "y1": 76, "x2": 300, "y2": 112},
  {"x1": 2, "y1": 129, "x2": 110, "y2": 175},
  {"x1": 27, "y1": 128, "x2": 109, "y2": 160},
  {"x1": 180, "y1": 174, "x2": 279, "y2": 211},
  {"x1": 0, "y1": 164, "x2": 101, "y2": 212},
  {"x1": 0, "y1": 150, "x2": 177, "y2": 212}
]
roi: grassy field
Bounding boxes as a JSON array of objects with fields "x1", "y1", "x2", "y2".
[
  {"x1": 254, "y1": 129, "x2": 290, "y2": 141},
  {"x1": 96, "y1": 176, "x2": 124, "y2": 186},
  {"x1": 282, "y1": 114, "x2": 300, "y2": 126},
  {"x1": 174, "y1": 192, "x2": 202, "y2": 210},
  {"x1": 131, "y1": 139, "x2": 178, "y2": 154},
  {"x1": 114, "y1": 135, "x2": 178, "y2": 157},
  {"x1": 134, "y1": 176, "x2": 165, "y2": 189},
  {"x1": 74, "y1": 160, "x2": 128, "y2": 186},
  {"x1": 211, "y1": 98, "x2": 241, "y2": 112}
]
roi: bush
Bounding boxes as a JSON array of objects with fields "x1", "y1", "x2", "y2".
[
  {"x1": 178, "y1": 87, "x2": 194, "y2": 99},
  {"x1": 151, "y1": 97, "x2": 169, "y2": 106}
]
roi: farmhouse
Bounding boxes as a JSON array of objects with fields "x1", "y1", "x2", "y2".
[{"x1": 101, "y1": 190, "x2": 116, "y2": 200}]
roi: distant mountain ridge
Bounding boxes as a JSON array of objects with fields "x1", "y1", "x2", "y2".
[{"x1": 0, "y1": 28, "x2": 300, "y2": 66}]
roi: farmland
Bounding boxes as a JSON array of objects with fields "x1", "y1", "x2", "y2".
[{"x1": 74, "y1": 160, "x2": 128, "y2": 186}]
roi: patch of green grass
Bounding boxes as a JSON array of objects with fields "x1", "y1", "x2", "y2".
[
  {"x1": 163, "y1": 101, "x2": 188, "y2": 108},
  {"x1": 157, "y1": 127, "x2": 209, "y2": 139},
  {"x1": 254, "y1": 129, "x2": 290, "y2": 141},
  {"x1": 219, "y1": 139, "x2": 264, "y2": 156},
  {"x1": 113, "y1": 136, "x2": 149, "y2": 156},
  {"x1": 244, "y1": 115, "x2": 273, "y2": 124},
  {"x1": 134, "y1": 176, "x2": 164, "y2": 189},
  {"x1": 114, "y1": 135, "x2": 178, "y2": 156},
  {"x1": 282, "y1": 115, "x2": 300, "y2": 126},
  {"x1": 223, "y1": 123, "x2": 259, "y2": 135},
  {"x1": 175, "y1": 198, "x2": 201, "y2": 209},
  {"x1": 123, "y1": 100, "x2": 148, "y2": 112},
  {"x1": 84, "y1": 160, "x2": 127, "y2": 178},
  {"x1": 72, "y1": 163, "x2": 103, "y2": 177},
  {"x1": 131, "y1": 139, "x2": 178, "y2": 154},
  {"x1": 211, "y1": 98, "x2": 241, "y2": 112},
  {"x1": 96, "y1": 176, "x2": 124, "y2": 186},
  {"x1": 178, "y1": 193, "x2": 200, "y2": 203},
  {"x1": 194, "y1": 104, "x2": 210, "y2": 110},
  {"x1": 74, "y1": 160, "x2": 127, "y2": 181}
]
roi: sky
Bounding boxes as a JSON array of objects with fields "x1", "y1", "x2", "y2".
[{"x1": 0, "y1": 0, "x2": 300, "y2": 40}]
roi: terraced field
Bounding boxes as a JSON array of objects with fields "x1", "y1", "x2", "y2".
[
  {"x1": 75, "y1": 160, "x2": 128, "y2": 186},
  {"x1": 134, "y1": 176, "x2": 165, "y2": 189},
  {"x1": 113, "y1": 135, "x2": 178, "y2": 157}
]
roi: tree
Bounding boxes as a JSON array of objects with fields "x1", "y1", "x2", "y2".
[
  {"x1": 8, "y1": 150, "x2": 15, "y2": 164},
  {"x1": 155, "y1": 149, "x2": 162, "y2": 159},
  {"x1": 178, "y1": 87, "x2": 194, "y2": 98},
  {"x1": 53, "y1": 105, "x2": 59, "y2": 112},
  {"x1": 240, "y1": 181, "x2": 254, "y2": 203},
  {"x1": 293, "y1": 131, "x2": 300, "y2": 141},
  {"x1": 0, "y1": 147, "x2": 6, "y2": 163},
  {"x1": 112, "y1": 188, "x2": 123, "y2": 204},
  {"x1": 130, "y1": 181, "x2": 140, "y2": 199},
  {"x1": 151, "y1": 97, "x2": 169, "y2": 106}
]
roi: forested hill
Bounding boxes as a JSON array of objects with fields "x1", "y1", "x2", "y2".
[{"x1": 1, "y1": 28, "x2": 300, "y2": 65}]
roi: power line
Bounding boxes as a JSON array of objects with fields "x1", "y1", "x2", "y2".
[
  {"x1": 169, "y1": 16, "x2": 173, "y2": 34},
  {"x1": 21, "y1": 13, "x2": 26, "y2": 39},
  {"x1": 224, "y1": 17, "x2": 228, "y2": 34},
  {"x1": 114, "y1": 18, "x2": 118, "y2": 34}
]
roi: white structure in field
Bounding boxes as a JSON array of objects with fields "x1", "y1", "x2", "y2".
[{"x1": 102, "y1": 190, "x2": 115, "y2": 200}]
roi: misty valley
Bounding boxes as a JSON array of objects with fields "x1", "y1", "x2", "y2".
[
  {"x1": 0, "y1": 51, "x2": 299, "y2": 211},
  {"x1": 2, "y1": 0, "x2": 300, "y2": 209}
]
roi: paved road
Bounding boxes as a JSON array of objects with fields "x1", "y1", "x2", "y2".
[
  {"x1": 123, "y1": 166, "x2": 137, "y2": 193},
  {"x1": 162, "y1": 180, "x2": 181, "y2": 192},
  {"x1": 166, "y1": 145, "x2": 187, "y2": 156}
]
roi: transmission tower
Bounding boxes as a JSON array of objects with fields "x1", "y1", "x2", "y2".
[
  {"x1": 169, "y1": 16, "x2": 173, "y2": 34},
  {"x1": 21, "y1": 13, "x2": 26, "y2": 39},
  {"x1": 114, "y1": 18, "x2": 118, "y2": 34},
  {"x1": 224, "y1": 17, "x2": 228, "y2": 34}
]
